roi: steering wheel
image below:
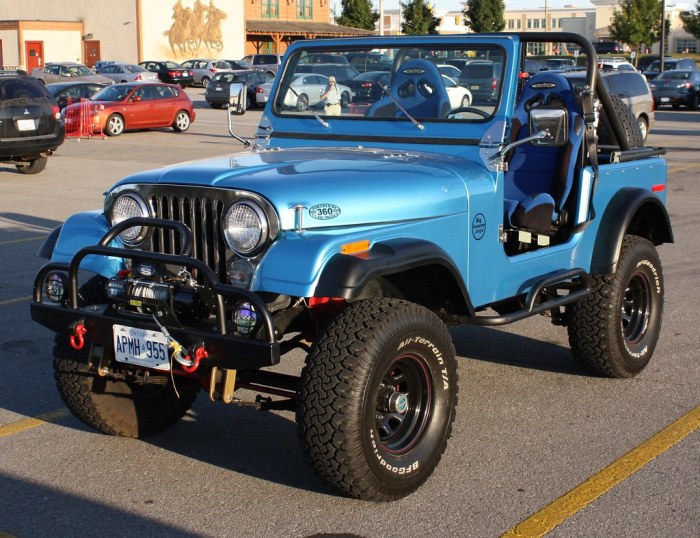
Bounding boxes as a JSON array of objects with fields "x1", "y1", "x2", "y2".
[{"x1": 447, "y1": 106, "x2": 491, "y2": 119}]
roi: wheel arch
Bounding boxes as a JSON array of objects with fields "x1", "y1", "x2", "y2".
[
  {"x1": 313, "y1": 238, "x2": 475, "y2": 317},
  {"x1": 591, "y1": 187, "x2": 673, "y2": 274}
]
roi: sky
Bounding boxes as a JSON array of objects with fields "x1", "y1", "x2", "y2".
[{"x1": 372, "y1": 0, "x2": 595, "y2": 13}]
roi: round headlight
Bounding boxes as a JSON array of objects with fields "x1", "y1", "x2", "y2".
[
  {"x1": 223, "y1": 201, "x2": 268, "y2": 255},
  {"x1": 110, "y1": 193, "x2": 149, "y2": 244}
]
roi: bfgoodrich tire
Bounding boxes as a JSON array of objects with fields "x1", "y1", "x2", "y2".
[
  {"x1": 567, "y1": 235, "x2": 664, "y2": 378},
  {"x1": 53, "y1": 276, "x2": 198, "y2": 437},
  {"x1": 297, "y1": 298, "x2": 458, "y2": 501}
]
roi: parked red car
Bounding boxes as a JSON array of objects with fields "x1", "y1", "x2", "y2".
[{"x1": 63, "y1": 82, "x2": 195, "y2": 136}]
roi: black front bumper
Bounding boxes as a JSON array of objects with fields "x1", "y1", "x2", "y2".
[{"x1": 31, "y1": 217, "x2": 280, "y2": 372}]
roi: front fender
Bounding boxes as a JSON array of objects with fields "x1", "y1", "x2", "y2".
[{"x1": 49, "y1": 210, "x2": 125, "y2": 278}]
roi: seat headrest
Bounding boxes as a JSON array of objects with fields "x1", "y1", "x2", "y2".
[{"x1": 518, "y1": 72, "x2": 578, "y2": 112}]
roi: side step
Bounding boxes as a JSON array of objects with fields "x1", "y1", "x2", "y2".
[{"x1": 465, "y1": 268, "x2": 590, "y2": 327}]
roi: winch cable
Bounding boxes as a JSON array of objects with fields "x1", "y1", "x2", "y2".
[{"x1": 151, "y1": 314, "x2": 194, "y2": 368}]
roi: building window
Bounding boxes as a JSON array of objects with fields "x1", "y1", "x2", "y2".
[
  {"x1": 297, "y1": 0, "x2": 312, "y2": 19},
  {"x1": 533, "y1": 19, "x2": 540, "y2": 29},
  {"x1": 508, "y1": 19, "x2": 514, "y2": 29},
  {"x1": 262, "y1": 0, "x2": 279, "y2": 18},
  {"x1": 676, "y1": 38, "x2": 698, "y2": 53},
  {"x1": 541, "y1": 18, "x2": 546, "y2": 28},
  {"x1": 517, "y1": 19, "x2": 522, "y2": 29},
  {"x1": 527, "y1": 19, "x2": 532, "y2": 29},
  {"x1": 527, "y1": 42, "x2": 545, "y2": 55}
]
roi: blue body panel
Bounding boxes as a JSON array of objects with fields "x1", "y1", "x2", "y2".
[{"x1": 47, "y1": 33, "x2": 669, "y2": 309}]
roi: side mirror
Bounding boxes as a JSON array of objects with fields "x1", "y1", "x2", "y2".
[
  {"x1": 228, "y1": 82, "x2": 247, "y2": 115},
  {"x1": 529, "y1": 108, "x2": 568, "y2": 146}
]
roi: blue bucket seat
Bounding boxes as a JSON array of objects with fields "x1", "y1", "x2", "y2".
[
  {"x1": 504, "y1": 72, "x2": 584, "y2": 234},
  {"x1": 368, "y1": 59, "x2": 451, "y2": 119}
]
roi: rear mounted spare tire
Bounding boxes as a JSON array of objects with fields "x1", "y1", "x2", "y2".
[{"x1": 598, "y1": 94, "x2": 644, "y2": 148}]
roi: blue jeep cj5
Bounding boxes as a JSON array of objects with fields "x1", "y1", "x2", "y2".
[{"x1": 32, "y1": 33, "x2": 673, "y2": 501}]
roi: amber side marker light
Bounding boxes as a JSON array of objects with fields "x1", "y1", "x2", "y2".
[{"x1": 341, "y1": 239, "x2": 370, "y2": 255}]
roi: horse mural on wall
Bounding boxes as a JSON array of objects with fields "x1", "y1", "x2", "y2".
[{"x1": 164, "y1": 0, "x2": 227, "y2": 56}]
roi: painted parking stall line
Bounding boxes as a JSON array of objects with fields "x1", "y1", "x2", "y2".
[
  {"x1": 0, "y1": 408, "x2": 71, "y2": 438},
  {"x1": 502, "y1": 405, "x2": 700, "y2": 537}
]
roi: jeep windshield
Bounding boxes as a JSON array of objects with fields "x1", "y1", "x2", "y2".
[{"x1": 272, "y1": 44, "x2": 505, "y2": 122}]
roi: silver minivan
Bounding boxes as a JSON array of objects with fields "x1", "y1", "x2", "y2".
[
  {"x1": 563, "y1": 70, "x2": 654, "y2": 142},
  {"x1": 241, "y1": 54, "x2": 283, "y2": 76}
]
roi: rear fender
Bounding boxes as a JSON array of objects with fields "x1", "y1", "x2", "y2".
[{"x1": 591, "y1": 187, "x2": 673, "y2": 274}]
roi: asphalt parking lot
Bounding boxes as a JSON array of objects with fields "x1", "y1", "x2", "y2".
[{"x1": 0, "y1": 88, "x2": 698, "y2": 537}]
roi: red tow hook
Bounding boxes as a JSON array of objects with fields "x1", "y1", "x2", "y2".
[
  {"x1": 181, "y1": 343, "x2": 208, "y2": 374},
  {"x1": 69, "y1": 321, "x2": 87, "y2": 350}
]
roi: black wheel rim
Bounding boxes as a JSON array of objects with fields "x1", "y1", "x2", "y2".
[
  {"x1": 621, "y1": 272, "x2": 651, "y2": 345},
  {"x1": 375, "y1": 354, "x2": 431, "y2": 455}
]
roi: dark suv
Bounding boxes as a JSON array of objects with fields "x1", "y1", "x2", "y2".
[
  {"x1": 0, "y1": 74, "x2": 64, "y2": 174},
  {"x1": 593, "y1": 41, "x2": 624, "y2": 54}
]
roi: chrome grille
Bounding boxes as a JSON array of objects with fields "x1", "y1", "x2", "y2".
[{"x1": 148, "y1": 192, "x2": 228, "y2": 281}]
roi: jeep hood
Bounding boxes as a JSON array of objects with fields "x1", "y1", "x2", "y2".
[{"x1": 116, "y1": 147, "x2": 488, "y2": 230}]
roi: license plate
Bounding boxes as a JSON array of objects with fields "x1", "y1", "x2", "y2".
[
  {"x1": 660, "y1": 97, "x2": 670, "y2": 102},
  {"x1": 471, "y1": 85, "x2": 480, "y2": 90},
  {"x1": 113, "y1": 324, "x2": 170, "y2": 370},
  {"x1": 17, "y1": 118, "x2": 36, "y2": 131},
  {"x1": 215, "y1": 86, "x2": 222, "y2": 91}
]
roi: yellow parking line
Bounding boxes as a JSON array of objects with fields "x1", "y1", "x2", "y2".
[
  {"x1": 502, "y1": 405, "x2": 700, "y2": 537},
  {"x1": 0, "y1": 295, "x2": 32, "y2": 306},
  {"x1": 0, "y1": 236, "x2": 46, "y2": 246},
  {"x1": 0, "y1": 408, "x2": 71, "y2": 438}
]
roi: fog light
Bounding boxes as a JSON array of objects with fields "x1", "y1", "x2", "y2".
[
  {"x1": 227, "y1": 259, "x2": 255, "y2": 288},
  {"x1": 106, "y1": 277, "x2": 128, "y2": 298},
  {"x1": 233, "y1": 301, "x2": 258, "y2": 335},
  {"x1": 44, "y1": 271, "x2": 67, "y2": 303}
]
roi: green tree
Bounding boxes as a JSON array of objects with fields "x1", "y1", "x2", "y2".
[
  {"x1": 335, "y1": 0, "x2": 378, "y2": 31},
  {"x1": 609, "y1": 0, "x2": 663, "y2": 56},
  {"x1": 680, "y1": 1, "x2": 700, "y2": 38},
  {"x1": 463, "y1": 0, "x2": 506, "y2": 33},
  {"x1": 401, "y1": 0, "x2": 440, "y2": 35}
]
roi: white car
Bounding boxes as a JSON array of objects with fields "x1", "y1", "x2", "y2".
[
  {"x1": 442, "y1": 75, "x2": 472, "y2": 108},
  {"x1": 257, "y1": 73, "x2": 352, "y2": 110},
  {"x1": 437, "y1": 64, "x2": 462, "y2": 81}
]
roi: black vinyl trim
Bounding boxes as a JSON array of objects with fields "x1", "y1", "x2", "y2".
[
  {"x1": 37, "y1": 225, "x2": 61, "y2": 259},
  {"x1": 591, "y1": 187, "x2": 673, "y2": 274},
  {"x1": 313, "y1": 237, "x2": 475, "y2": 315},
  {"x1": 270, "y1": 131, "x2": 481, "y2": 146}
]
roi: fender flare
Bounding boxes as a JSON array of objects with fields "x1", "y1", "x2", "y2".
[
  {"x1": 37, "y1": 225, "x2": 62, "y2": 259},
  {"x1": 591, "y1": 187, "x2": 673, "y2": 274},
  {"x1": 313, "y1": 237, "x2": 475, "y2": 315}
]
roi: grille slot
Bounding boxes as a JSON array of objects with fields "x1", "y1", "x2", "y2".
[{"x1": 149, "y1": 193, "x2": 227, "y2": 281}]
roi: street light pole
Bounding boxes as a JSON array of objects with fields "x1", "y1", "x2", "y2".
[{"x1": 659, "y1": 0, "x2": 666, "y2": 73}]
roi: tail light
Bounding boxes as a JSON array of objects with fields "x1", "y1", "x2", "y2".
[
  {"x1": 209, "y1": 68, "x2": 217, "y2": 73},
  {"x1": 256, "y1": 86, "x2": 264, "y2": 93},
  {"x1": 491, "y1": 77, "x2": 498, "y2": 90},
  {"x1": 362, "y1": 82, "x2": 372, "y2": 88},
  {"x1": 52, "y1": 105, "x2": 60, "y2": 120},
  {"x1": 685, "y1": 82, "x2": 694, "y2": 89},
  {"x1": 168, "y1": 70, "x2": 179, "y2": 77},
  {"x1": 135, "y1": 74, "x2": 142, "y2": 81}
]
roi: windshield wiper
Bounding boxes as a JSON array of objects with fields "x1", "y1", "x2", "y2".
[
  {"x1": 280, "y1": 80, "x2": 328, "y2": 128},
  {"x1": 377, "y1": 82, "x2": 424, "y2": 131}
]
